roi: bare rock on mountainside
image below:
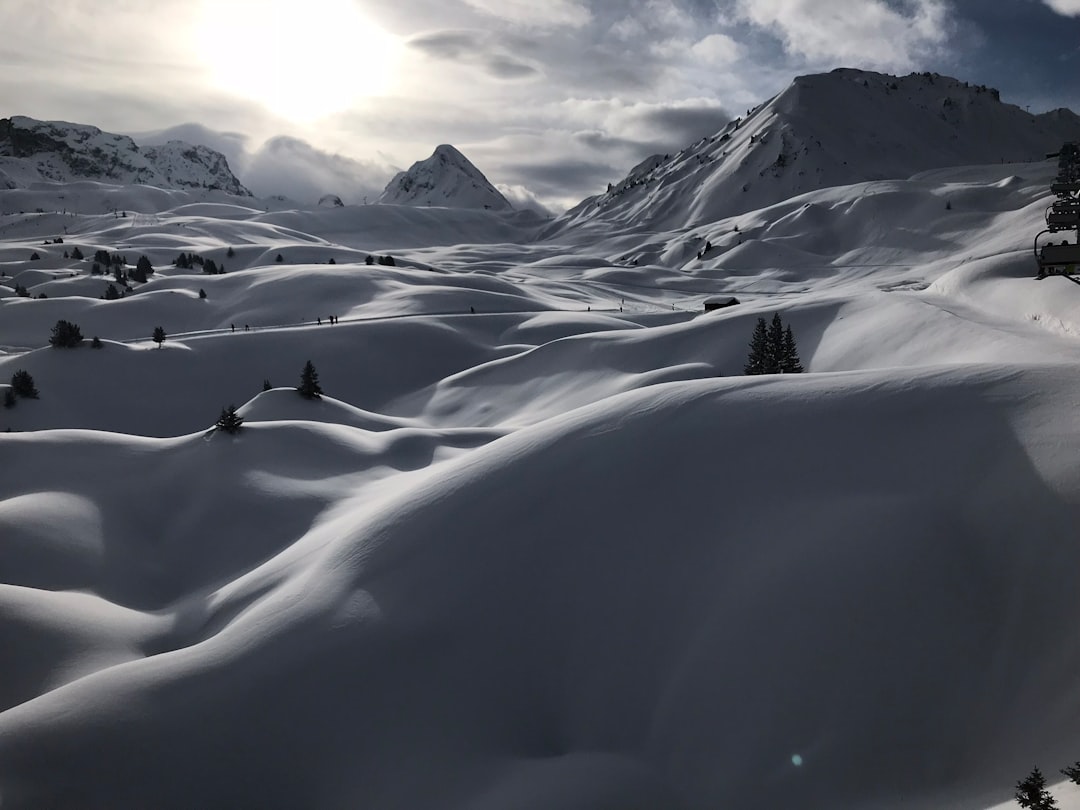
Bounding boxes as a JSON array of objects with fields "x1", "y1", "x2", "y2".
[
  {"x1": 0, "y1": 116, "x2": 251, "y2": 195},
  {"x1": 551, "y1": 68, "x2": 1080, "y2": 233},
  {"x1": 378, "y1": 144, "x2": 512, "y2": 211}
]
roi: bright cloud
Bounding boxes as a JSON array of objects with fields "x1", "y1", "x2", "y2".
[
  {"x1": 1042, "y1": 0, "x2": 1080, "y2": 14},
  {"x1": 734, "y1": 0, "x2": 952, "y2": 70},
  {"x1": 461, "y1": 0, "x2": 591, "y2": 28}
]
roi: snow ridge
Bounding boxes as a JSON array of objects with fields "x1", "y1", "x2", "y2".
[
  {"x1": 0, "y1": 116, "x2": 251, "y2": 195},
  {"x1": 378, "y1": 144, "x2": 512, "y2": 211}
]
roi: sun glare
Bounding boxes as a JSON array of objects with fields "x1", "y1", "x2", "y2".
[{"x1": 199, "y1": 0, "x2": 401, "y2": 121}]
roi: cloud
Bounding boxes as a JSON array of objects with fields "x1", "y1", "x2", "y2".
[
  {"x1": 460, "y1": 0, "x2": 591, "y2": 28},
  {"x1": 408, "y1": 30, "x2": 541, "y2": 80},
  {"x1": 733, "y1": 0, "x2": 953, "y2": 70},
  {"x1": 1042, "y1": 0, "x2": 1080, "y2": 14},
  {"x1": 241, "y1": 136, "x2": 392, "y2": 205},
  {"x1": 690, "y1": 33, "x2": 744, "y2": 65},
  {"x1": 495, "y1": 183, "x2": 555, "y2": 215}
]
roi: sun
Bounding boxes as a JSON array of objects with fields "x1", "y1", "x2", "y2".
[{"x1": 199, "y1": 0, "x2": 401, "y2": 122}]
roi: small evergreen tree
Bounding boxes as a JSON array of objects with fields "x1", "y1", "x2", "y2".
[
  {"x1": 49, "y1": 319, "x2": 83, "y2": 348},
  {"x1": 262, "y1": 378, "x2": 272, "y2": 391},
  {"x1": 744, "y1": 317, "x2": 771, "y2": 375},
  {"x1": 1062, "y1": 762, "x2": 1080, "y2": 785},
  {"x1": 296, "y1": 360, "x2": 323, "y2": 399},
  {"x1": 226, "y1": 246, "x2": 236, "y2": 258},
  {"x1": 14, "y1": 283, "x2": 29, "y2": 297},
  {"x1": 91, "y1": 262, "x2": 102, "y2": 275},
  {"x1": 30, "y1": 251, "x2": 40, "y2": 261},
  {"x1": 215, "y1": 404, "x2": 244, "y2": 434},
  {"x1": 130, "y1": 263, "x2": 148, "y2": 284},
  {"x1": 1016, "y1": 767, "x2": 1058, "y2": 810},
  {"x1": 199, "y1": 288, "x2": 207, "y2": 299},
  {"x1": 766, "y1": 313, "x2": 785, "y2": 373},
  {"x1": 152, "y1": 326, "x2": 166, "y2": 347},
  {"x1": 3, "y1": 388, "x2": 15, "y2": 408},
  {"x1": 71, "y1": 246, "x2": 84, "y2": 260},
  {"x1": 275, "y1": 253, "x2": 284, "y2": 263},
  {"x1": 204, "y1": 259, "x2": 219, "y2": 275},
  {"x1": 91, "y1": 336, "x2": 103, "y2": 349},
  {"x1": 365, "y1": 255, "x2": 374, "y2": 265},
  {"x1": 780, "y1": 324, "x2": 804, "y2": 373},
  {"x1": 104, "y1": 283, "x2": 120, "y2": 300},
  {"x1": 10, "y1": 369, "x2": 38, "y2": 399}
]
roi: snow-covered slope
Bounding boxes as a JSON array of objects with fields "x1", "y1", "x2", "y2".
[
  {"x1": 0, "y1": 116, "x2": 250, "y2": 195},
  {"x1": 549, "y1": 69, "x2": 1080, "y2": 234},
  {"x1": 3, "y1": 69, "x2": 1080, "y2": 810},
  {"x1": 378, "y1": 144, "x2": 513, "y2": 211}
]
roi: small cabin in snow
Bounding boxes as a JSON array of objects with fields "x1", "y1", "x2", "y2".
[{"x1": 703, "y1": 297, "x2": 739, "y2": 312}]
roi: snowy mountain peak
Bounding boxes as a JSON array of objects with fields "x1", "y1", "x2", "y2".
[
  {"x1": 378, "y1": 144, "x2": 512, "y2": 211},
  {"x1": 0, "y1": 116, "x2": 251, "y2": 195},
  {"x1": 553, "y1": 68, "x2": 1080, "y2": 233}
]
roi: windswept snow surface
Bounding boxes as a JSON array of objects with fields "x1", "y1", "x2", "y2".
[{"x1": 3, "y1": 84, "x2": 1080, "y2": 809}]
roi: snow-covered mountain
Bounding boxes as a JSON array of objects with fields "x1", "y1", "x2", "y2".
[
  {"x1": 0, "y1": 116, "x2": 250, "y2": 195},
  {"x1": 551, "y1": 68, "x2": 1080, "y2": 234},
  {"x1": 378, "y1": 144, "x2": 512, "y2": 211}
]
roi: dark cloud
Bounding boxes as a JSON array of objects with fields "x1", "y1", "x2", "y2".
[
  {"x1": 638, "y1": 104, "x2": 732, "y2": 144},
  {"x1": 408, "y1": 29, "x2": 540, "y2": 80}
]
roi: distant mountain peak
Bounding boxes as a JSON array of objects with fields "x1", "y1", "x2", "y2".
[
  {"x1": 0, "y1": 116, "x2": 251, "y2": 195},
  {"x1": 552, "y1": 68, "x2": 1080, "y2": 234},
  {"x1": 378, "y1": 145, "x2": 512, "y2": 211}
]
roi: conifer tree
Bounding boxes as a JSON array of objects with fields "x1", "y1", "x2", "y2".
[
  {"x1": 49, "y1": 319, "x2": 83, "y2": 348},
  {"x1": 1062, "y1": 762, "x2": 1080, "y2": 785},
  {"x1": 152, "y1": 326, "x2": 166, "y2": 347},
  {"x1": 104, "y1": 283, "x2": 120, "y2": 300},
  {"x1": 1016, "y1": 767, "x2": 1058, "y2": 809},
  {"x1": 3, "y1": 388, "x2": 15, "y2": 408},
  {"x1": 71, "y1": 246, "x2": 84, "y2": 260},
  {"x1": 766, "y1": 312, "x2": 785, "y2": 373},
  {"x1": 744, "y1": 317, "x2": 771, "y2": 375},
  {"x1": 226, "y1": 246, "x2": 236, "y2": 258},
  {"x1": 262, "y1": 378, "x2": 272, "y2": 392},
  {"x1": 215, "y1": 404, "x2": 244, "y2": 434},
  {"x1": 199, "y1": 288, "x2": 207, "y2": 299},
  {"x1": 275, "y1": 253, "x2": 283, "y2": 263},
  {"x1": 780, "y1": 324, "x2": 804, "y2": 373},
  {"x1": 296, "y1": 360, "x2": 323, "y2": 399},
  {"x1": 10, "y1": 369, "x2": 38, "y2": 399},
  {"x1": 91, "y1": 336, "x2": 103, "y2": 349}
]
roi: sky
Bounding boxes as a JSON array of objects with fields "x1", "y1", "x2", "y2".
[{"x1": 2, "y1": 0, "x2": 1080, "y2": 212}]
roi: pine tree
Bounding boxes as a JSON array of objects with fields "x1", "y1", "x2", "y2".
[
  {"x1": 91, "y1": 336, "x2": 103, "y2": 349},
  {"x1": 49, "y1": 319, "x2": 83, "y2": 348},
  {"x1": 199, "y1": 288, "x2": 207, "y2": 299},
  {"x1": 3, "y1": 388, "x2": 15, "y2": 408},
  {"x1": 1016, "y1": 767, "x2": 1058, "y2": 809},
  {"x1": 275, "y1": 253, "x2": 284, "y2": 263},
  {"x1": 766, "y1": 312, "x2": 785, "y2": 373},
  {"x1": 296, "y1": 360, "x2": 323, "y2": 399},
  {"x1": 226, "y1": 246, "x2": 236, "y2": 258},
  {"x1": 104, "y1": 283, "x2": 120, "y2": 300},
  {"x1": 70, "y1": 246, "x2": 84, "y2": 260},
  {"x1": 152, "y1": 326, "x2": 166, "y2": 347},
  {"x1": 215, "y1": 404, "x2": 244, "y2": 434},
  {"x1": 262, "y1": 378, "x2": 273, "y2": 392},
  {"x1": 10, "y1": 369, "x2": 38, "y2": 399},
  {"x1": 1062, "y1": 762, "x2": 1080, "y2": 785},
  {"x1": 780, "y1": 324, "x2": 804, "y2": 373},
  {"x1": 744, "y1": 317, "x2": 770, "y2": 375}
]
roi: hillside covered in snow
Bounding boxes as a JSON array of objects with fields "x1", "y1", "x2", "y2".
[
  {"x1": 550, "y1": 69, "x2": 1080, "y2": 235},
  {"x1": 1, "y1": 69, "x2": 1079, "y2": 810},
  {"x1": 0, "y1": 116, "x2": 250, "y2": 196}
]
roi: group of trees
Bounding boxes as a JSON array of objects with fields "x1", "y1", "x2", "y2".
[
  {"x1": 1016, "y1": 761, "x2": 1080, "y2": 808},
  {"x1": 215, "y1": 360, "x2": 324, "y2": 435},
  {"x1": 745, "y1": 313, "x2": 803, "y2": 375},
  {"x1": 5, "y1": 369, "x2": 38, "y2": 407},
  {"x1": 366, "y1": 255, "x2": 396, "y2": 266}
]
